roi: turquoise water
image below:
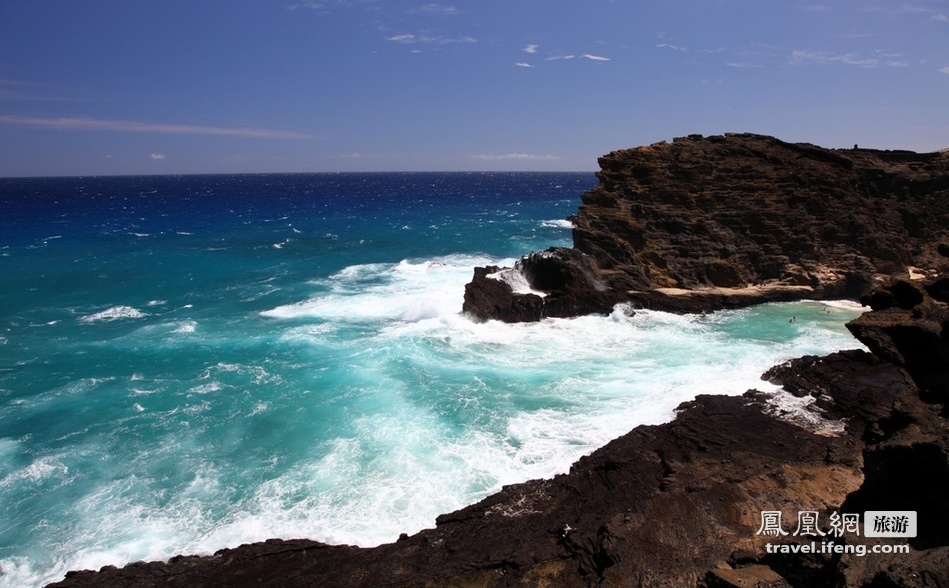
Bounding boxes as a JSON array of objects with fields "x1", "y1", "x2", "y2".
[{"x1": 0, "y1": 173, "x2": 865, "y2": 587}]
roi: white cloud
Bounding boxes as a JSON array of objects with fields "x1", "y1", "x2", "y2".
[
  {"x1": 0, "y1": 115, "x2": 311, "y2": 139},
  {"x1": 287, "y1": 2, "x2": 324, "y2": 10},
  {"x1": 941, "y1": 66, "x2": 949, "y2": 74},
  {"x1": 386, "y1": 33, "x2": 475, "y2": 44},
  {"x1": 791, "y1": 49, "x2": 879, "y2": 67},
  {"x1": 515, "y1": 62, "x2": 535, "y2": 68},
  {"x1": 581, "y1": 53, "x2": 610, "y2": 62},
  {"x1": 469, "y1": 153, "x2": 560, "y2": 161},
  {"x1": 523, "y1": 44, "x2": 539, "y2": 54},
  {"x1": 546, "y1": 54, "x2": 576, "y2": 61},
  {"x1": 656, "y1": 43, "x2": 686, "y2": 51},
  {"x1": 415, "y1": 4, "x2": 458, "y2": 15},
  {"x1": 932, "y1": 13, "x2": 949, "y2": 22},
  {"x1": 149, "y1": 153, "x2": 166, "y2": 160}
]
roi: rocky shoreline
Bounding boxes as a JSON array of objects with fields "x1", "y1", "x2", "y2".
[{"x1": 47, "y1": 135, "x2": 949, "y2": 587}]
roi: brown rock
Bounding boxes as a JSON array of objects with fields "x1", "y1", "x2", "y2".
[{"x1": 465, "y1": 133, "x2": 949, "y2": 322}]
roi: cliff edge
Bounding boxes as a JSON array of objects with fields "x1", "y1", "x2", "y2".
[{"x1": 464, "y1": 133, "x2": 949, "y2": 321}]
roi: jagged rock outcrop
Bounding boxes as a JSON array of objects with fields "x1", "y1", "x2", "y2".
[
  {"x1": 462, "y1": 249, "x2": 626, "y2": 322},
  {"x1": 47, "y1": 277, "x2": 949, "y2": 588},
  {"x1": 464, "y1": 133, "x2": 949, "y2": 322}
]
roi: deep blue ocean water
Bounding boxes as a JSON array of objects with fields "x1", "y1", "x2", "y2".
[{"x1": 0, "y1": 173, "x2": 865, "y2": 587}]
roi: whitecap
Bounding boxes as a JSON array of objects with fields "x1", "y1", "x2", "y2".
[
  {"x1": 539, "y1": 219, "x2": 574, "y2": 229},
  {"x1": 188, "y1": 382, "x2": 223, "y2": 395},
  {"x1": 0, "y1": 455, "x2": 69, "y2": 490},
  {"x1": 172, "y1": 320, "x2": 197, "y2": 334},
  {"x1": 262, "y1": 254, "x2": 500, "y2": 323},
  {"x1": 79, "y1": 306, "x2": 147, "y2": 323}
]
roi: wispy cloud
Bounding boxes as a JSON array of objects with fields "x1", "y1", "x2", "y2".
[
  {"x1": 0, "y1": 115, "x2": 311, "y2": 139},
  {"x1": 581, "y1": 53, "x2": 610, "y2": 62},
  {"x1": 515, "y1": 62, "x2": 535, "y2": 68},
  {"x1": 149, "y1": 153, "x2": 166, "y2": 160},
  {"x1": 288, "y1": 0, "x2": 379, "y2": 11},
  {"x1": 932, "y1": 13, "x2": 949, "y2": 22},
  {"x1": 469, "y1": 153, "x2": 560, "y2": 161},
  {"x1": 414, "y1": 3, "x2": 458, "y2": 15},
  {"x1": 385, "y1": 33, "x2": 476, "y2": 44},
  {"x1": 941, "y1": 66, "x2": 949, "y2": 74},
  {"x1": 656, "y1": 43, "x2": 686, "y2": 51},
  {"x1": 791, "y1": 49, "x2": 881, "y2": 68},
  {"x1": 523, "y1": 44, "x2": 539, "y2": 54},
  {"x1": 287, "y1": 1, "x2": 325, "y2": 11},
  {"x1": 546, "y1": 54, "x2": 576, "y2": 61},
  {"x1": 867, "y1": 4, "x2": 932, "y2": 17}
]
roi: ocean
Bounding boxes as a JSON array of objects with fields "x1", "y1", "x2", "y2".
[{"x1": 0, "y1": 173, "x2": 865, "y2": 587}]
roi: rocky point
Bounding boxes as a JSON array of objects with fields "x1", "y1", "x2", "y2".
[{"x1": 464, "y1": 133, "x2": 949, "y2": 321}]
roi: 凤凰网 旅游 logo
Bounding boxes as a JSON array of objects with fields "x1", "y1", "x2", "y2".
[
  {"x1": 863, "y1": 511, "x2": 917, "y2": 537},
  {"x1": 755, "y1": 509, "x2": 915, "y2": 557}
]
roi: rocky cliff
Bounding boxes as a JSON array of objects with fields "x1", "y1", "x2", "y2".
[
  {"x1": 48, "y1": 278, "x2": 949, "y2": 587},
  {"x1": 464, "y1": 134, "x2": 949, "y2": 321}
]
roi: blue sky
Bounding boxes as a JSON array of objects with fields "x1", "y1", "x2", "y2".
[{"x1": 1, "y1": 1, "x2": 947, "y2": 176}]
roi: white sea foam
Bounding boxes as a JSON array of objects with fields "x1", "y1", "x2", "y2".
[
  {"x1": 261, "y1": 254, "x2": 502, "y2": 323},
  {"x1": 79, "y1": 305, "x2": 147, "y2": 323},
  {"x1": 486, "y1": 267, "x2": 548, "y2": 297},
  {"x1": 819, "y1": 299, "x2": 867, "y2": 310},
  {"x1": 0, "y1": 455, "x2": 70, "y2": 490},
  {"x1": 540, "y1": 219, "x2": 574, "y2": 229},
  {"x1": 188, "y1": 382, "x2": 223, "y2": 395},
  {"x1": 6, "y1": 269, "x2": 868, "y2": 588},
  {"x1": 763, "y1": 388, "x2": 848, "y2": 436},
  {"x1": 172, "y1": 320, "x2": 197, "y2": 334}
]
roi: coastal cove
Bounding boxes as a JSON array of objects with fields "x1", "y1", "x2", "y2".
[
  {"x1": 0, "y1": 172, "x2": 862, "y2": 587},
  {"x1": 3, "y1": 134, "x2": 948, "y2": 587}
]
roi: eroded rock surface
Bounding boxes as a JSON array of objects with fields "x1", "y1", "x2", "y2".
[{"x1": 464, "y1": 134, "x2": 949, "y2": 321}]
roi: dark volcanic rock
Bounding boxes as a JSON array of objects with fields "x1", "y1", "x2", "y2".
[
  {"x1": 849, "y1": 279, "x2": 949, "y2": 406},
  {"x1": 461, "y1": 265, "x2": 546, "y2": 323},
  {"x1": 578, "y1": 134, "x2": 949, "y2": 295},
  {"x1": 465, "y1": 133, "x2": 949, "y2": 321},
  {"x1": 463, "y1": 248, "x2": 625, "y2": 322}
]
